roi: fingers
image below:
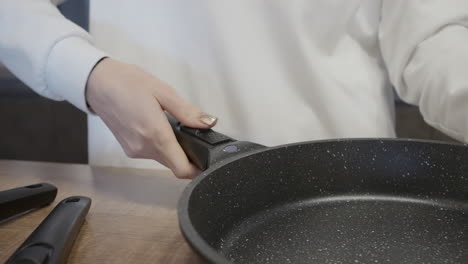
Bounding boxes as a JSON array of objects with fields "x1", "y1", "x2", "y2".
[
  {"x1": 151, "y1": 86, "x2": 217, "y2": 178},
  {"x1": 86, "y1": 59, "x2": 211, "y2": 179},
  {"x1": 154, "y1": 84, "x2": 218, "y2": 129},
  {"x1": 151, "y1": 110, "x2": 202, "y2": 179}
]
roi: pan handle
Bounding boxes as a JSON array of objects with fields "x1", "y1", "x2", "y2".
[
  {"x1": 0, "y1": 183, "x2": 57, "y2": 223},
  {"x1": 166, "y1": 113, "x2": 265, "y2": 170},
  {"x1": 6, "y1": 196, "x2": 91, "y2": 264}
]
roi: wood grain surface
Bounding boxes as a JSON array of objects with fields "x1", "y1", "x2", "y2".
[{"x1": 0, "y1": 160, "x2": 205, "y2": 264}]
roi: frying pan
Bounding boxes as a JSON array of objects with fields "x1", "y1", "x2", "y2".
[{"x1": 167, "y1": 114, "x2": 468, "y2": 264}]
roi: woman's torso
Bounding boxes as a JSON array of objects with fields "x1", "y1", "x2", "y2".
[{"x1": 88, "y1": 0, "x2": 395, "y2": 168}]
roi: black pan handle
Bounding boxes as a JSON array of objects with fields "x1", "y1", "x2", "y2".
[
  {"x1": 6, "y1": 196, "x2": 92, "y2": 264},
  {"x1": 0, "y1": 183, "x2": 57, "y2": 223},
  {"x1": 166, "y1": 113, "x2": 265, "y2": 170}
]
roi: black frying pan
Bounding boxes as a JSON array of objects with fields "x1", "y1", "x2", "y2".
[{"x1": 167, "y1": 115, "x2": 468, "y2": 264}]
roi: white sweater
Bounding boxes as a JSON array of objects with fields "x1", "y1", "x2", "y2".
[{"x1": 2, "y1": 0, "x2": 468, "y2": 169}]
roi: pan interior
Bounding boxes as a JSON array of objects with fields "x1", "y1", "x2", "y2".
[
  {"x1": 219, "y1": 195, "x2": 468, "y2": 264},
  {"x1": 182, "y1": 140, "x2": 468, "y2": 263}
]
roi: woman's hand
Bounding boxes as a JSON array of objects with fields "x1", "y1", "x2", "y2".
[{"x1": 85, "y1": 58, "x2": 217, "y2": 179}]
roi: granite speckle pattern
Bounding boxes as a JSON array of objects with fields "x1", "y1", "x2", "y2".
[{"x1": 180, "y1": 139, "x2": 468, "y2": 263}]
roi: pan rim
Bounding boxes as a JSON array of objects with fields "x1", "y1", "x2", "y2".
[{"x1": 177, "y1": 137, "x2": 467, "y2": 263}]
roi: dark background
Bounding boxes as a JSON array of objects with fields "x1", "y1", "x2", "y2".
[
  {"x1": 0, "y1": 0, "x2": 457, "y2": 165},
  {"x1": 0, "y1": 0, "x2": 90, "y2": 163}
]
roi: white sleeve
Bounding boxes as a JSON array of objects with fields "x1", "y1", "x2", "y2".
[
  {"x1": 0, "y1": 0, "x2": 107, "y2": 113},
  {"x1": 380, "y1": 0, "x2": 468, "y2": 142}
]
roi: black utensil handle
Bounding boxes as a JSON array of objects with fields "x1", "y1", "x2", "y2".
[
  {"x1": 166, "y1": 113, "x2": 265, "y2": 170},
  {"x1": 6, "y1": 196, "x2": 92, "y2": 264},
  {"x1": 0, "y1": 183, "x2": 57, "y2": 222}
]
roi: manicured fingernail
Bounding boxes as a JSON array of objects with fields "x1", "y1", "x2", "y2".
[{"x1": 199, "y1": 113, "x2": 218, "y2": 126}]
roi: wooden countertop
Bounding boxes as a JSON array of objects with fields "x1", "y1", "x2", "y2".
[{"x1": 0, "y1": 160, "x2": 205, "y2": 263}]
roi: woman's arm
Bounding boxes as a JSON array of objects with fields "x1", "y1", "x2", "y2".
[
  {"x1": 0, "y1": 0, "x2": 106, "y2": 112},
  {"x1": 0, "y1": 0, "x2": 217, "y2": 178},
  {"x1": 380, "y1": 0, "x2": 468, "y2": 142}
]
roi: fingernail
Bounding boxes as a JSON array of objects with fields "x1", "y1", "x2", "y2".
[{"x1": 199, "y1": 113, "x2": 218, "y2": 126}]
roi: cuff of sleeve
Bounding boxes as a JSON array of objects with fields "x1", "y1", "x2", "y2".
[{"x1": 46, "y1": 36, "x2": 107, "y2": 113}]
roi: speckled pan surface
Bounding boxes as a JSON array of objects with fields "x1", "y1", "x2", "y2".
[{"x1": 178, "y1": 139, "x2": 468, "y2": 264}]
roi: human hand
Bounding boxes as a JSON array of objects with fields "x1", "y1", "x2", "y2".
[{"x1": 85, "y1": 58, "x2": 217, "y2": 179}]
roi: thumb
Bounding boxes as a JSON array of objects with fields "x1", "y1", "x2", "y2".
[{"x1": 155, "y1": 84, "x2": 218, "y2": 128}]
